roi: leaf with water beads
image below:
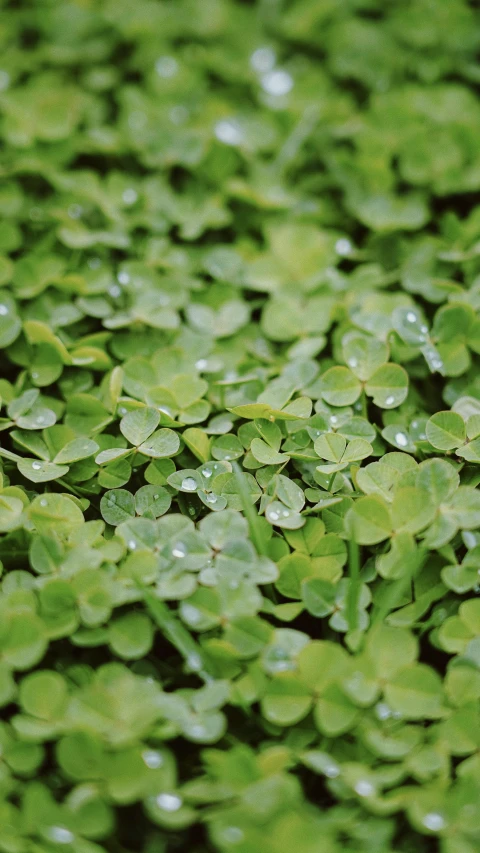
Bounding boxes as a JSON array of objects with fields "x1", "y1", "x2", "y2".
[
  {"x1": 265, "y1": 501, "x2": 304, "y2": 530},
  {"x1": 53, "y1": 438, "x2": 99, "y2": 464},
  {"x1": 138, "y1": 428, "x2": 181, "y2": 458},
  {"x1": 364, "y1": 363, "x2": 409, "y2": 409},
  {"x1": 17, "y1": 459, "x2": 70, "y2": 483},
  {"x1": 100, "y1": 489, "x2": 135, "y2": 526}
]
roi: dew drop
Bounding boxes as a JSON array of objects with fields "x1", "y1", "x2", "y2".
[
  {"x1": 40, "y1": 498, "x2": 48, "y2": 506},
  {"x1": 214, "y1": 119, "x2": 244, "y2": 146},
  {"x1": 32, "y1": 461, "x2": 42, "y2": 470},
  {"x1": 189, "y1": 722, "x2": 208, "y2": 738},
  {"x1": 250, "y1": 46, "x2": 276, "y2": 73},
  {"x1": 282, "y1": 509, "x2": 290, "y2": 517},
  {"x1": 68, "y1": 203, "x2": 83, "y2": 219},
  {"x1": 330, "y1": 416, "x2": 338, "y2": 425},
  {"x1": 182, "y1": 604, "x2": 201, "y2": 624},
  {"x1": 222, "y1": 826, "x2": 244, "y2": 844},
  {"x1": 172, "y1": 543, "x2": 187, "y2": 558},
  {"x1": 143, "y1": 750, "x2": 164, "y2": 769},
  {"x1": 0, "y1": 304, "x2": 9, "y2": 315},
  {"x1": 202, "y1": 467, "x2": 212, "y2": 478},
  {"x1": 109, "y1": 284, "x2": 122, "y2": 298},
  {"x1": 385, "y1": 395, "x2": 395, "y2": 406},
  {"x1": 269, "y1": 510, "x2": 279, "y2": 521},
  {"x1": 182, "y1": 477, "x2": 197, "y2": 491},
  {"x1": 324, "y1": 762, "x2": 340, "y2": 779},
  {"x1": 128, "y1": 539, "x2": 137, "y2": 550},
  {"x1": 335, "y1": 238, "x2": 352, "y2": 256},
  {"x1": 118, "y1": 406, "x2": 128, "y2": 415},
  {"x1": 261, "y1": 69, "x2": 293, "y2": 96},
  {"x1": 195, "y1": 358, "x2": 208, "y2": 370},
  {"x1": 375, "y1": 702, "x2": 392, "y2": 721},
  {"x1": 156, "y1": 793, "x2": 182, "y2": 812},
  {"x1": 354, "y1": 780, "x2": 375, "y2": 797},
  {"x1": 122, "y1": 188, "x2": 138, "y2": 205},
  {"x1": 155, "y1": 56, "x2": 179, "y2": 78},
  {"x1": 205, "y1": 493, "x2": 218, "y2": 504},
  {"x1": 464, "y1": 532, "x2": 477, "y2": 548},
  {"x1": 31, "y1": 371, "x2": 39, "y2": 380},
  {"x1": 422, "y1": 813, "x2": 446, "y2": 832},
  {"x1": 35, "y1": 415, "x2": 45, "y2": 424},
  {"x1": 395, "y1": 432, "x2": 408, "y2": 447},
  {"x1": 406, "y1": 311, "x2": 417, "y2": 323},
  {"x1": 187, "y1": 653, "x2": 202, "y2": 671},
  {"x1": 348, "y1": 357, "x2": 358, "y2": 368},
  {"x1": 117, "y1": 271, "x2": 130, "y2": 285},
  {"x1": 46, "y1": 827, "x2": 74, "y2": 844}
]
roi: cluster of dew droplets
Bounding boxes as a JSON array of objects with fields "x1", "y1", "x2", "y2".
[
  {"x1": 250, "y1": 46, "x2": 293, "y2": 96},
  {"x1": 214, "y1": 46, "x2": 294, "y2": 148}
]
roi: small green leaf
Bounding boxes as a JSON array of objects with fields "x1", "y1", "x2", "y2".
[
  {"x1": 120, "y1": 407, "x2": 160, "y2": 446},
  {"x1": 365, "y1": 363, "x2": 409, "y2": 409},
  {"x1": 17, "y1": 459, "x2": 70, "y2": 483},
  {"x1": 426, "y1": 411, "x2": 466, "y2": 450},
  {"x1": 321, "y1": 367, "x2": 362, "y2": 407},
  {"x1": 138, "y1": 428, "x2": 180, "y2": 458}
]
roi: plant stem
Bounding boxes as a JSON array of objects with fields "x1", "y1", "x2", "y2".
[
  {"x1": 233, "y1": 461, "x2": 266, "y2": 556},
  {"x1": 346, "y1": 538, "x2": 361, "y2": 632}
]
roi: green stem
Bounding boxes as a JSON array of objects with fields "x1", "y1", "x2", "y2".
[
  {"x1": 327, "y1": 471, "x2": 337, "y2": 493},
  {"x1": 144, "y1": 591, "x2": 213, "y2": 683},
  {"x1": 346, "y1": 538, "x2": 360, "y2": 632},
  {"x1": 274, "y1": 104, "x2": 319, "y2": 171},
  {"x1": 233, "y1": 462, "x2": 266, "y2": 556},
  {"x1": 371, "y1": 548, "x2": 427, "y2": 626}
]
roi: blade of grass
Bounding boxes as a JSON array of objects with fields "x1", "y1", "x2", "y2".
[
  {"x1": 233, "y1": 461, "x2": 267, "y2": 556},
  {"x1": 144, "y1": 590, "x2": 213, "y2": 684}
]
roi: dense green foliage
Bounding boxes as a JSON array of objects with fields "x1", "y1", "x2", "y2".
[{"x1": 1, "y1": 0, "x2": 480, "y2": 851}]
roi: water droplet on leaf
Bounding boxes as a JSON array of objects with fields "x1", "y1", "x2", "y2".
[
  {"x1": 422, "y1": 813, "x2": 446, "y2": 832},
  {"x1": 214, "y1": 119, "x2": 244, "y2": 146},
  {"x1": 182, "y1": 477, "x2": 197, "y2": 491},
  {"x1": 156, "y1": 793, "x2": 182, "y2": 812},
  {"x1": 261, "y1": 69, "x2": 293, "y2": 96},
  {"x1": 155, "y1": 56, "x2": 179, "y2": 78},
  {"x1": 354, "y1": 780, "x2": 375, "y2": 797},
  {"x1": 142, "y1": 750, "x2": 164, "y2": 769},
  {"x1": 250, "y1": 47, "x2": 276, "y2": 73}
]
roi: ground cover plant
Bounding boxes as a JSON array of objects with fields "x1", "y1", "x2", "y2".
[{"x1": 1, "y1": 0, "x2": 480, "y2": 850}]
